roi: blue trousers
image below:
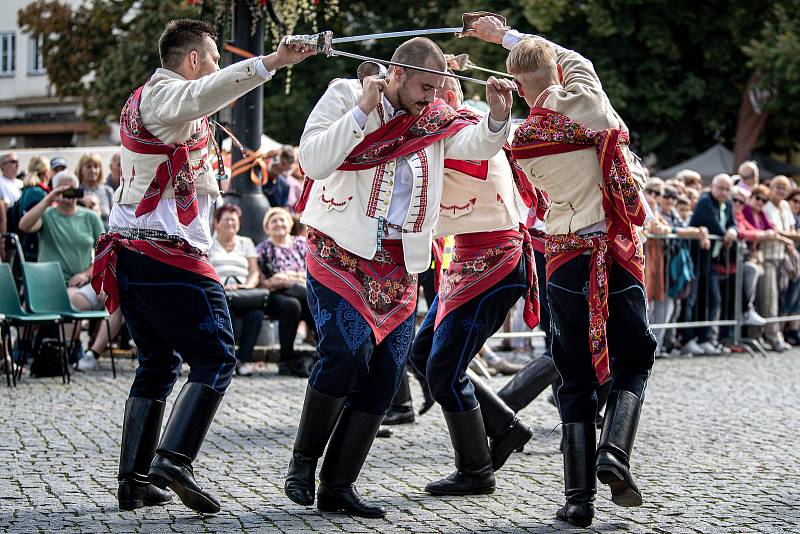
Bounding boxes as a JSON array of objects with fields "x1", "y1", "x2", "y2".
[
  {"x1": 306, "y1": 273, "x2": 414, "y2": 415},
  {"x1": 409, "y1": 257, "x2": 528, "y2": 412},
  {"x1": 116, "y1": 248, "x2": 237, "y2": 401},
  {"x1": 547, "y1": 254, "x2": 656, "y2": 423}
]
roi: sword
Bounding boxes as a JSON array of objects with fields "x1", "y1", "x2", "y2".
[
  {"x1": 283, "y1": 32, "x2": 494, "y2": 86},
  {"x1": 446, "y1": 53, "x2": 512, "y2": 78},
  {"x1": 332, "y1": 27, "x2": 462, "y2": 44}
]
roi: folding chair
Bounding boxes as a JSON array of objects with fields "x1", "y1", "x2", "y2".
[
  {"x1": 0, "y1": 264, "x2": 63, "y2": 384},
  {"x1": 22, "y1": 262, "x2": 116, "y2": 379}
]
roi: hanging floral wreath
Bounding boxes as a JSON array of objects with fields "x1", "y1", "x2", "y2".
[{"x1": 190, "y1": 0, "x2": 338, "y2": 92}]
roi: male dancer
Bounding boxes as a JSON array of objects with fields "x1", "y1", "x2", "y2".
[
  {"x1": 408, "y1": 75, "x2": 545, "y2": 495},
  {"x1": 468, "y1": 16, "x2": 656, "y2": 527},
  {"x1": 91, "y1": 19, "x2": 314, "y2": 514},
  {"x1": 285, "y1": 37, "x2": 514, "y2": 518}
]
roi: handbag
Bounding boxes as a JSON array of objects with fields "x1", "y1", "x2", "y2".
[{"x1": 225, "y1": 287, "x2": 270, "y2": 311}]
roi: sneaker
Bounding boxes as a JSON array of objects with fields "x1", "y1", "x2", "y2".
[
  {"x1": 682, "y1": 339, "x2": 706, "y2": 355},
  {"x1": 236, "y1": 363, "x2": 254, "y2": 376},
  {"x1": 742, "y1": 309, "x2": 767, "y2": 327},
  {"x1": 700, "y1": 341, "x2": 719, "y2": 355},
  {"x1": 769, "y1": 339, "x2": 790, "y2": 352},
  {"x1": 76, "y1": 350, "x2": 98, "y2": 371}
]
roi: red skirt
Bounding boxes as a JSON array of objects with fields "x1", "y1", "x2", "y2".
[{"x1": 306, "y1": 228, "x2": 418, "y2": 344}]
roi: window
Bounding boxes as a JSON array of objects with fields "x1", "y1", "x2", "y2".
[
  {"x1": 0, "y1": 33, "x2": 15, "y2": 75},
  {"x1": 29, "y1": 34, "x2": 44, "y2": 75}
]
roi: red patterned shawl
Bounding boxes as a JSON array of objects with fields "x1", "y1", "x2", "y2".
[{"x1": 513, "y1": 107, "x2": 645, "y2": 384}]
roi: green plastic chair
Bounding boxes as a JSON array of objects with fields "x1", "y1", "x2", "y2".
[
  {"x1": 22, "y1": 262, "x2": 116, "y2": 379},
  {"x1": 0, "y1": 263, "x2": 63, "y2": 385}
]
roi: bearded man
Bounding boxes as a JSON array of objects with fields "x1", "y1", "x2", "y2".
[{"x1": 285, "y1": 37, "x2": 515, "y2": 518}]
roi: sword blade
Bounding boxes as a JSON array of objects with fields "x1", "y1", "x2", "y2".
[
  {"x1": 330, "y1": 49, "x2": 489, "y2": 86},
  {"x1": 332, "y1": 27, "x2": 462, "y2": 44}
]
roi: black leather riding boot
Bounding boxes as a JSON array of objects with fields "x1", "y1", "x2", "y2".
[
  {"x1": 317, "y1": 407, "x2": 386, "y2": 518},
  {"x1": 425, "y1": 405, "x2": 496, "y2": 496},
  {"x1": 285, "y1": 385, "x2": 346, "y2": 506},
  {"x1": 555, "y1": 422, "x2": 596, "y2": 527},
  {"x1": 497, "y1": 355, "x2": 558, "y2": 412},
  {"x1": 148, "y1": 382, "x2": 223, "y2": 514},
  {"x1": 118, "y1": 397, "x2": 172, "y2": 511},
  {"x1": 596, "y1": 390, "x2": 644, "y2": 507},
  {"x1": 468, "y1": 369, "x2": 532, "y2": 471}
]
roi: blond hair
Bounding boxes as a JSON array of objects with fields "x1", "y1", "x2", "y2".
[
  {"x1": 25, "y1": 156, "x2": 49, "y2": 187},
  {"x1": 769, "y1": 175, "x2": 792, "y2": 190},
  {"x1": 76, "y1": 153, "x2": 105, "y2": 187},
  {"x1": 506, "y1": 37, "x2": 556, "y2": 75},
  {"x1": 262, "y1": 207, "x2": 294, "y2": 234}
]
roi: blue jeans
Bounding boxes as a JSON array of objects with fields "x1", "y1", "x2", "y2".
[
  {"x1": 116, "y1": 248, "x2": 237, "y2": 401},
  {"x1": 547, "y1": 254, "x2": 656, "y2": 423},
  {"x1": 306, "y1": 273, "x2": 414, "y2": 415}
]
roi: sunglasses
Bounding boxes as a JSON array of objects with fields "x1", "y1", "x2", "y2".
[
  {"x1": 1, "y1": 159, "x2": 18, "y2": 165},
  {"x1": 789, "y1": 198, "x2": 800, "y2": 204},
  {"x1": 646, "y1": 189, "x2": 661, "y2": 197},
  {"x1": 754, "y1": 195, "x2": 768, "y2": 202}
]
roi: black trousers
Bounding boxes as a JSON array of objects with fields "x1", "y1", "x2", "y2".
[
  {"x1": 534, "y1": 248, "x2": 552, "y2": 356},
  {"x1": 410, "y1": 258, "x2": 528, "y2": 412},
  {"x1": 232, "y1": 308, "x2": 263, "y2": 363},
  {"x1": 306, "y1": 273, "x2": 414, "y2": 415},
  {"x1": 547, "y1": 254, "x2": 656, "y2": 423},
  {"x1": 264, "y1": 283, "x2": 315, "y2": 363},
  {"x1": 116, "y1": 248, "x2": 237, "y2": 401}
]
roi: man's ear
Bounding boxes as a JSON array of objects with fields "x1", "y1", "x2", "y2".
[
  {"x1": 445, "y1": 89, "x2": 456, "y2": 108},
  {"x1": 557, "y1": 63, "x2": 564, "y2": 83},
  {"x1": 190, "y1": 50, "x2": 199, "y2": 69}
]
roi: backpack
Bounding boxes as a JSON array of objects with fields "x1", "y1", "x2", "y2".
[{"x1": 29, "y1": 340, "x2": 66, "y2": 378}]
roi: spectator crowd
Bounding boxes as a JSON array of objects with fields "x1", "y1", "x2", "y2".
[{"x1": 2, "y1": 145, "x2": 799, "y2": 380}]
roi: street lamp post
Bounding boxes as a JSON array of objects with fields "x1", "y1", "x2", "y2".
[{"x1": 226, "y1": 0, "x2": 269, "y2": 242}]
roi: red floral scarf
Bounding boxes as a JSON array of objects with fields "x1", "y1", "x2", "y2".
[
  {"x1": 91, "y1": 233, "x2": 219, "y2": 314},
  {"x1": 306, "y1": 228, "x2": 417, "y2": 344},
  {"x1": 120, "y1": 85, "x2": 210, "y2": 225},
  {"x1": 513, "y1": 107, "x2": 645, "y2": 384}
]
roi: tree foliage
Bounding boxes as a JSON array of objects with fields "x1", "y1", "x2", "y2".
[{"x1": 17, "y1": 0, "x2": 800, "y2": 167}]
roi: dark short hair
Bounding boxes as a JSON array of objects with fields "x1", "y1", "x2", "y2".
[
  {"x1": 214, "y1": 203, "x2": 242, "y2": 223},
  {"x1": 391, "y1": 37, "x2": 446, "y2": 76},
  {"x1": 159, "y1": 19, "x2": 217, "y2": 70},
  {"x1": 277, "y1": 145, "x2": 296, "y2": 165}
]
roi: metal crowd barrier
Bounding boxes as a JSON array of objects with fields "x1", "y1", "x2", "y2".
[{"x1": 489, "y1": 232, "x2": 800, "y2": 357}]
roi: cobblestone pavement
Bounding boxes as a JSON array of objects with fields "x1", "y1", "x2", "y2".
[{"x1": 1, "y1": 349, "x2": 798, "y2": 533}]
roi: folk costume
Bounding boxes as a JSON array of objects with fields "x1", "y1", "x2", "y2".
[
  {"x1": 405, "y1": 105, "x2": 545, "y2": 495},
  {"x1": 91, "y1": 57, "x2": 277, "y2": 514},
  {"x1": 285, "y1": 78, "x2": 509, "y2": 517},
  {"x1": 505, "y1": 30, "x2": 656, "y2": 527}
]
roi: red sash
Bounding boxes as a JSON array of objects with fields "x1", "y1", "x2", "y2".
[
  {"x1": 91, "y1": 233, "x2": 219, "y2": 314},
  {"x1": 295, "y1": 99, "x2": 474, "y2": 213},
  {"x1": 119, "y1": 85, "x2": 210, "y2": 225},
  {"x1": 513, "y1": 107, "x2": 645, "y2": 384},
  {"x1": 306, "y1": 228, "x2": 417, "y2": 344},
  {"x1": 435, "y1": 226, "x2": 539, "y2": 330}
]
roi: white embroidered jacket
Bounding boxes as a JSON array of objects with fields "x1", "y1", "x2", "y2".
[
  {"x1": 505, "y1": 32, "x2": 647, "y2": 235},
  {"x1": 116, "y1": 57, "x2": 269, "y2": 206},
  {"x1": 436, "y1": 107, "x2": 526, "y2": 238},
  {"x1": 299, "y1": 78, "x2": 511, "y2": 274}
]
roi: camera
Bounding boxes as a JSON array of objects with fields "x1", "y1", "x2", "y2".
[{"x1": 61, "y1": 187, "x2": 85, "y2": 199}]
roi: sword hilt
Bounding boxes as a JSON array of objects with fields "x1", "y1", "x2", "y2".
[{"x1": 283, "y1": 31, "x2": 334, "y2": 56}]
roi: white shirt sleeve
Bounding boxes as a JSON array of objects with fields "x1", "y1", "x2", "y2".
[
  {"x1": 240, "y1": 236, "x2": 257, "y2": 258},
  {"x1": 254, "y1": 57, "x2": 276, "y2": 80},
  {"x1": 351, "y1": 106, "x2": 369, "y2": 130},
  {"x1": 502, "y1": 29, "x2": 530, "y2": 50}
]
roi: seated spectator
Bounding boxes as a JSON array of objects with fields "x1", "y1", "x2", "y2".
[
  {"x1": 685, "y1": 174, "x2": 737, "y2": 355},
  {"x1": 685, "y1": 187, "x2": 700, "y2": 210},
  {"x1": 783, "y1": 188, "x2": 800, "y2": 344},
  {"x1": 208, "y1": 204, "x2": 262, "y2": 377},
  {"x1": 256, "y1": 207, "x2": 315, "y2": 377},
  {"x1": 261, "y1": 145, "x2": 297, "y2": 208},
  {"x1": 18, "y1": 170, "x2": 124, "y2": 370},
  {"x1": 76, "y1": 153, "x2": 115, "y2": 227},
  {"x1": 0, "y1": 152, "x2": 23, "y2": 205}
]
